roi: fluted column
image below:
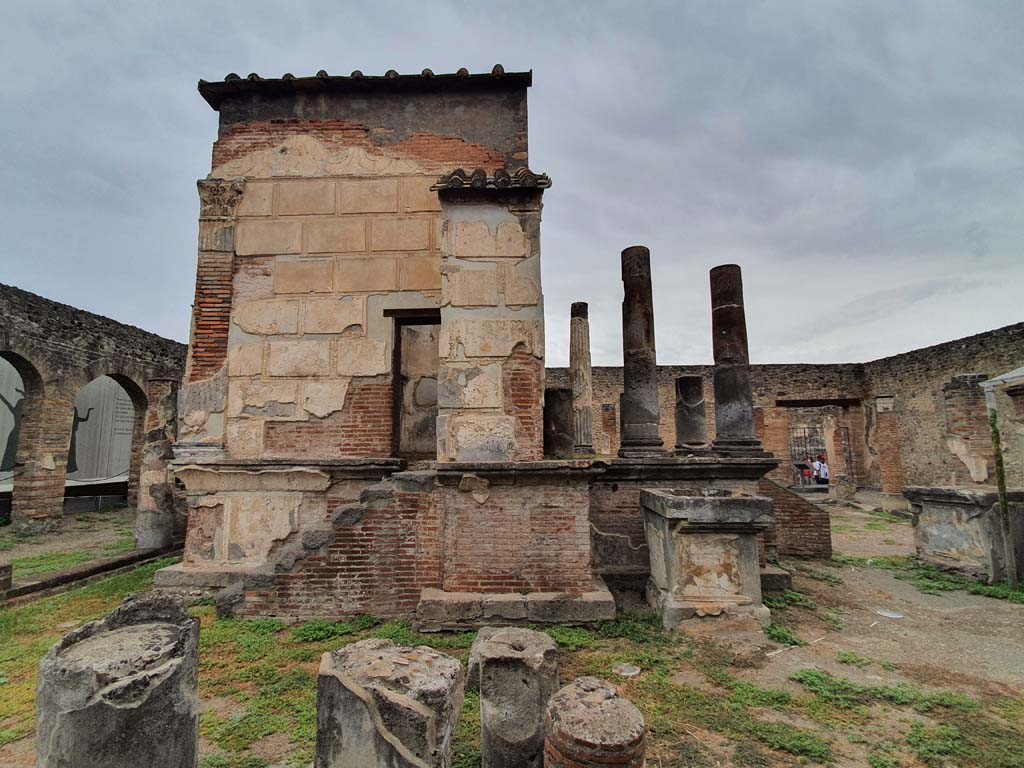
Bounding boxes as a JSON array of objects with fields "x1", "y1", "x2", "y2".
[
  {"x1": 710, "y1": 265, "x2": 764, "y2": 454},
  {"x1": 569, "y1": 302, "x2": 594, "y2": 455},
  {"x1": 674, "y1": 376, "x2": 708, "y2": 452},
  {"x1": 619, "y1": 246, "x2": 664, "y2": 456}
]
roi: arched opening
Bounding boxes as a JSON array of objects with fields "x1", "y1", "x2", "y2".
[
  {"x1": 0, "y1": 351, "x2": 45, "y2": 528},
  {"x1": 64, "y1": 374, "x2": 148, "y2": 517}
]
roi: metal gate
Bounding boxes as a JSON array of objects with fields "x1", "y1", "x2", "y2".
[{"x1": 789, "y1": 426, "x2": 825, "y2": 485}]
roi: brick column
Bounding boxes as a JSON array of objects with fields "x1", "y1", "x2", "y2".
[
  {"x1": 125, "y1": 402, "x2": 145, "y2": 510},
  {"x1": 11, "y1": 393, "x2": 75, "y2": 531},
  {"x1": 136, "y1": 378, "x2": 181, "y2": 549},
  {"x1": 875, "y1": 396, "x2": 903, "y2": 495}
]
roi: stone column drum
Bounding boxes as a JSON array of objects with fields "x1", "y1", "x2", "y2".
[
  {"x1": 619, "y1": 246, "x2": 664, "y2": 456},
  {"x1": 472, "y1": 627, "x2": 560, "y2": 768},
  {"x1": 709, "y1": 265, "x2": 762, "y2": 454},
  {"x1": 544, "y1": 387, "x2": 574, "y2": 459},
  {"x1": 543, "y1": 677, "x2": 645, "y2": 768},
  {"x1": 36, "y1": 593, "x2": 200, "y2": 768},
  {"x1": 315, "y1": 638, "x2": 464, "y2": 768},
  {"x1": 674, "y1": 375, "x2": 708, "y2": 452},
  {"x1": 641, "y1": 488, "x2": 773, "y2": 628},
  {"x1": 136, "y1": 377, "x2": 181, "y2": 549},
  {"x1": 569, "y1": 302, "x2": 594, "y2": 455}
]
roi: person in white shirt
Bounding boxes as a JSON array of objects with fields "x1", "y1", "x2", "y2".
[{"x1": 815, "y1": 454, "x2": 830, "y2": 485}]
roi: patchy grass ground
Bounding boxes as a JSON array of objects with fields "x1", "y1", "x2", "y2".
[
  {"x1": 0, "y1": 505, "x2": 137, "y2": 581},
  {"x1": 1, "y1": 500, "x2": 1022, "y2": 767}
]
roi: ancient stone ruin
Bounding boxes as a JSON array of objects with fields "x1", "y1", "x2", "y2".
[
  {"x1": 543, "y1": 677, "x2": 646, "y2": 768},
  {"x1": 35, "y1": 592, "x2": 199, "y2": 768},
  {"x1": 315, "y1": 637, "x2": 464, "y2": 768}
]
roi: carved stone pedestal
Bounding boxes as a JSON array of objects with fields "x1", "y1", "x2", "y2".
[{"x1": 641, "y1": 488, "x2": 772, "y2": 628}]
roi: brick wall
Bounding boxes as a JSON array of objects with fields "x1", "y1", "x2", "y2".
[
  {"x1": 757, "y1": 479, "x2": 833, "y2": 558},
  {"x1": 188, "y1": 253, "x2": 233, "y2": 382},
  {"x1": 504, "y1": 344, "x2": 545, "y2": 461},
  {"x1": 441, "y1": 481, "x2": 592, "y2": 593}
]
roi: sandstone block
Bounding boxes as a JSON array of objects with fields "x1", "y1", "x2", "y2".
[
  {"x1": 481, "y1": 593, "x2": 528, "y2": 622},
  {"x1": 441, "y1": 319, "x2": 538, "y2": 359},
  {"x1": 267, "y1": 340, "x2": 332, "y2": 377},
  {"x1": 401, "y1": 177, "x2": 442, "y2": 212},
  {"x1": 477, "y1": 628, "x2": 560, "y2": 768},
  {"x1": 543, "y1": 678, "x2": 645, "y2": 768},
  {"x1": 228, "y1": 342, "x2": 264, "y2": 376},
  {"x1": 233, "y1": 299, "x2": 299, "y2": 335},
  {"x1": 237, "y1": 182, "x2": 274, "y2": 216},
  {"x1": 307, "y1": 218, "x2": 366, "y2": 253},
  {"x1": 304, "y1": 295, "x2": 366, "y2": 334},
  {"x1": 275, "y1": 258, "x2": 333, "y2": 294},
  {"x1": 334, "y1": 257, "x2": 398, "y2": 292},
  {"x1": 451, "y1": 416, "x2": 517, "y2": 462},
  {"x1": 400, "y1": 254, "x2": 442, "y2": 291},
  {"x1": 438, "y1": 364, "x2": 502, "y2": 409},
  {"x1": 304, "y1": 379, "x2": 351, "y2": 417},
  {"x1": 503, "y1": 260, "x2": 541, "y2": 306},
  {"x1": 277, "y1": 180, "x2": 335, "y2": 215},
  {"x1": 449, "y1": 220, "x2": 527, "y2": 259},
  {"x1": 36, "y1": 593, "x2": 199, "y2": 768},
  {"x1": 227, "y1": 379, "x2": 299, "y2": 418},
  {"x1": 225, "y1": 418, "x2": 263, "y2": 459},
  {"x1": 340, "y1": 179, "x2": 398, "y2": 213},
  {"x1": 448, "y1": 268, "x2": 499, "y2": 307},
  {"x1": 416, "y1": 588, "x2": 483, "y2": 630},
  {"x1": 373, "y1": 217, "x2": 431, "y2": 251},
  {"x1": 315, "y1": 638, "x2": 463, "y2": 768},
  {"x1": 198, "y1": 221, "x2": 234, "y2": 252},
  {"x1": 236, "y1": 220, "x2": 302, "y2": 256},
  {"x1": 224, "y1": 494, "x2": 299, "y2": 563},
  {"x1": 337, "y1": 338, "x2": 389, "y2": 377}
]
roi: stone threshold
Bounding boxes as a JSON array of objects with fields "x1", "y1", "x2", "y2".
[
  {"x1": 415, "y1": 579, "x2": 616, "y2": 631},
  {"x1": 1, "y1": 543, "x2": 183, "y2": 607}
]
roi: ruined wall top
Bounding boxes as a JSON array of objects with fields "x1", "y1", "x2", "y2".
[
  {"x1": 0, "y1": 283, "x2": 186, "y2": 389},
  {"x1": 200, "y1": 66, "x2": 531, "y2": 172}
]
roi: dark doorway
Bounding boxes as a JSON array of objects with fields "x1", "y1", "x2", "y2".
[{"x1": 387, "y1": 309, "x2": 441, "y2": 459}]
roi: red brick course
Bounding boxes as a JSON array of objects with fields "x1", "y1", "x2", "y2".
[
  {"x1": 757, "y1": 479, "x2": 833, "y2": 558},
  {"x1": 187, "y1": 252, "x2": 233, "y2": 382},
  {"x1": 504, "y1": 345, "x2": 544, "y2": 461}
]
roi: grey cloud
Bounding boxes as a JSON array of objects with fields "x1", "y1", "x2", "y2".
[{"x1": 1, "y1": 0, "x2": 1021, "y2": 368}]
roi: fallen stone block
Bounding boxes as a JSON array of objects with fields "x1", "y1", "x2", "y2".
[
  {"x1": 36, "y1": 592, "x2": 200, "y2": 768},
  {"x1": 316, "y1": 637, "x2": 464, "y2": 768},
  {"x1": 478, "y1": 627, "x2": 560, "y2": 768},
  {"x1": 544, "y1": 677, "x2": 646, "y2": 768}
]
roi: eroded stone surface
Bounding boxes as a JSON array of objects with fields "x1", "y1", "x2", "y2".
[
  {"x1": 474, "y1": 628, "x2": 559, "y2": 768},
  {"x1": 543, "y1": 677, "x2": 645, "y2": 768},
  {"x1": 315, "y1": 638, "x2": 463, "y2": 768},
  {"x1": 36, "y1": 593, "x2": 199, "y2": 768}
]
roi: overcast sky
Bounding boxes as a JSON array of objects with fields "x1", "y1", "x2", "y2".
[{"x1": 2, "y1": 1, "x2": 1021, "y2": 367}]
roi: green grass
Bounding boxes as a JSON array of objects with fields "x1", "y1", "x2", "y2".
[
  {"x1": 790, "y1": 668, "x2": 979, "y2": 714},
  {"x1": 290, "y1": 615, "x2": 379, "y2": 643},
  {"x1": 764, "y1": 624, "x2": 805, "y2": 646},
  {"x1": 11, "y1": 551, "x2": 97, "y2": 578},
  {"x1": 836, "y1": 650, "x2": 871, "y2": 668},
  {"x1": 452, "y1": 691, "x2": 482, "y2": 768}
]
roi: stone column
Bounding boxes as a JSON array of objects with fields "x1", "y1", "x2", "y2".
[
  {"x1": 316, "y1": 638, "x2": 463, "y2": 768},
  {"x1": 710, "y1": 264, "x2": 763, "y2": 455},
  {"x1": 543, "y1": 677, "x2": 645, "y2": 768},
  {"x1": 618, "y1": 246, "x2": 664, "y2": 456},
  {"x1": 569, "y1": 302, "x2": 594, "y2": 455},
  {"x1": 36, "y1": 593, "x2": 199, "y2": 768},
  {"x1": 136, "y1": 378, "x2": 181, "y2": 549},
  {"x1": 473, "y1": 627, "x2": 560, "y2": 768},
  {"x1": 544, "y1": 388, "x2": 574, "y2": 459},
  {"x1": 10, "y1": 392, "x2": 75, "y2": 532},
  {"x1": 674, "y1": 375, "x2": 707, "y2": 451}
]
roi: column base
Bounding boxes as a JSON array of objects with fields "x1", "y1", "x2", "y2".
[
  {"x1": 711, "y1": 439, "x2": 772, "y2": 458},
  {"x1": 646, "y1": 580, "x2": 770, "y2": 630}
]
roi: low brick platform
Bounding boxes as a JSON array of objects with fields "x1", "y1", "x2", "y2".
[{"x1": 415, "y1": 579, "x2": 616, "y2": 631}]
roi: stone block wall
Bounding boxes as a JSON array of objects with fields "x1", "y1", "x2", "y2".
[{"x1": 436, "y1": 184, "x2": 546, "y2": 462}]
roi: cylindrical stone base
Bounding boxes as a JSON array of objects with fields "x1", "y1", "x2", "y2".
[
  {"x1": 544, "y1": 677, "x2": 645, "y2": 767},
  {"x1": 544, "y1": 388, "x2": 575, "y2": 459},
  {"x1": 36, "y1": 593, "x2": 199, "y2": 768}
]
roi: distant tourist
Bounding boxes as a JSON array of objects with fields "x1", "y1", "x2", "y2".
[
  {"x1": 802, "y1": 456, "x2": 814, "y2": 486},
  {"x1": 814, "y1": 454, "x2": 830, "y2": 485}
]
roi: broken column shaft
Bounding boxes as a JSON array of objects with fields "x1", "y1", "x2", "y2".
[
  {"x1": 710, "y1": 264, "x2": 762, "y2": 454},
  {"x1": 543, "y1": 677, "x2": 646, "y2": 768},
  {"x1": 619, "y1": 246, "x2": 664, "y2": 456},
  {"x1": 674, "y1": 375, "x2": 708, "y2": 451},
  {"x1": 569, "y1": 302, "x2": 595, "y2": 455}
]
